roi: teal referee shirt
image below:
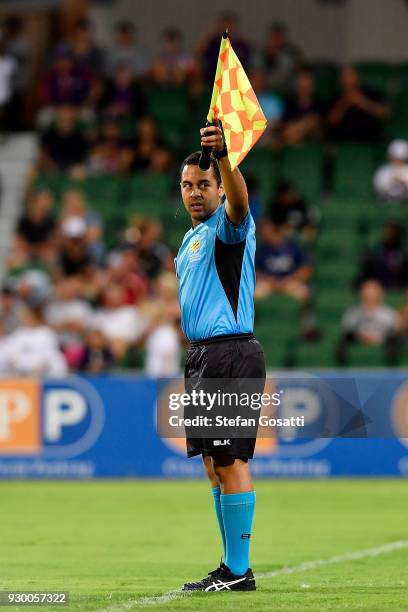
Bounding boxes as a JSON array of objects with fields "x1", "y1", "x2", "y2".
[{"x1": 175, "y1": 201, "x2": 256, "y2": 342}]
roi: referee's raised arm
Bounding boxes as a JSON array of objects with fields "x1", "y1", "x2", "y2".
[{"x1": 200, "y1": 124, "x2": 249, "y2": 225}]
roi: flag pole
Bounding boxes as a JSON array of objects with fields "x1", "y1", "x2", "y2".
[{"x1": 198, "y1": 30, "x2": 229, "y2": 171}]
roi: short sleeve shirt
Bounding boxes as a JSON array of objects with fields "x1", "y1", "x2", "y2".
[{"x1": 175, "y1": 202, "x2": 256, "y2": 342}]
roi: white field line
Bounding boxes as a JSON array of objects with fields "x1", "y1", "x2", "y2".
[
  {"x1": 256, "y1": 540, "x2": 408, "y2": 579},
  {"x1": 101, "y1": 540, "x2": 408, "y2": 610}
]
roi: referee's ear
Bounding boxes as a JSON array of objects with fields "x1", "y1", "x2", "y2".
[{"x1": 218, "y1": 183, "x2": 225, "y2": 202}]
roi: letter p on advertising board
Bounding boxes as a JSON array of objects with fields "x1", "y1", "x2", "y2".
[{"x1": 0, "y1": 380, "x2": 41, "y2": 454}]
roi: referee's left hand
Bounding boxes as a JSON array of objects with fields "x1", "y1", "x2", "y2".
[{"x1": 200, "y1": 124, "x2": 225, "y2": 153}]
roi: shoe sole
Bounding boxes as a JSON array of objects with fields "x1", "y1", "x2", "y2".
[{"x1": 182, "y1": 583, "x2": 256, "y2": 592}]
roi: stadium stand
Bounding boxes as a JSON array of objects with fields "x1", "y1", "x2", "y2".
[{"x1": 2, "y1": 15, "x2": 408, "y2": 374}]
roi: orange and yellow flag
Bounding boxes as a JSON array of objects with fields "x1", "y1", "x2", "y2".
[{"x1": 207, "y1": 33, "x2": 267, "y2": 170}]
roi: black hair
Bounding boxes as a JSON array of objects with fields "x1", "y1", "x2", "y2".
[{"x1": 180, "y1": 151, "x2": 222, "y2": 187}]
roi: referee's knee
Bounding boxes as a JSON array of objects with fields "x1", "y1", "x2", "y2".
[
  {"x1": 212, "y1": 455, "x2": 248, "y2": 480},
  {"x1": 202, "y1": 455, "x2": 219, "y2": 487}
]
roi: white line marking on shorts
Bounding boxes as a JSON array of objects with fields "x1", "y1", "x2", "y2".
[{"x1": 101, "y1": 540, "x2": 408, "y2": 610}]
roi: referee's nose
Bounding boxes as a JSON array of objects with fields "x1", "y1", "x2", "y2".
[{"x1": 190, "y1": 186, "x2": 204, "y2": 201}]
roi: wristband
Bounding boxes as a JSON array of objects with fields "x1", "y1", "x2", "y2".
[
  {"x1": 213, "y1": 119, "x2": 228, "y2": 160},
  {"x1": 213, "y1": 146, "x2": 228, "y2": 160}
]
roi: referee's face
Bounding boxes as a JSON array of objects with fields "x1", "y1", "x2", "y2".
[{"x1": 180, "y1": 164, "x2": 224, "y2": 226}]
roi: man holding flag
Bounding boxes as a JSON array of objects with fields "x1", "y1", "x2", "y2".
[{"x1": 175, "y1": 33, "x2": 267, "y2": 592}]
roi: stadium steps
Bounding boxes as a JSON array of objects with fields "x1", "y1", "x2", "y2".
[
  {"x1": 310, "y1": 61, "x2": 339, "y2": 101},
  {"x1": 27, "y1": 125, "x2": 408, "y2": 371},
  {"x1": 241, "y1": 148, "x2": 280, "y2": 204},
  {"x1": 293, "y1": 337, "x2": 337, "y2": 368},
  {"x1": 332, "y1": 143, "x2": 383, "y2": 198},
  {"x1": 279, "y1": 144, "x2": 323, "y2": 199},
  {"x1": 355, "y1": 61, "x2": 397, "y2": 98},
  {"x1": 346, "y1": 344, "x2": 389, "y2": 368},
  {"x1": 316, "y1": 290, "x2": 355, "y2": 325},
  {"x1": 33, "y1": 172, "x2": 186, "y2": 250},
  {"x1": 255, "y1": 295, "x2": 302, "y2": 368},
  {"x1": 0, "y1": 133, "x2": 38, "y2": 281},
  {"x1": 315, "y1": 259, "x2": 357, "y2": 290},
  {"x1": 147, "y1": 85, "x2": 191, "y2": 152}
]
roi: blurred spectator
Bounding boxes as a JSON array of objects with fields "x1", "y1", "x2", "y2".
[
  {"x1": 152, "y1": 28, "x2": 198, "y2": 85},
  {"x1": 336, "y1": 280, "x2": 400, "y2": 365},
  {"x1": 45, "y1": 276, "x2": 93, "y2": 366},
  {"x1": 60, "y1": 189, "x2": 105, "y2": 263},
  {"x1": 38, "y1": 45, "x2": 97, "y2": 119},
  {"x1": 246, "y1": 175, "x2": 264, "y2": 222},
  {"x1": 279, "y1": 67, "x2": 324, "y2": 145},
  {"x1": 106, "y1": 244, "x2": 150, "y2": 305},
  {"x1": 254, "y1": 23, "x2": 301, "y2": 92},
  {"x1": 88, "y1": 113, "x2": 172, "y2": 175},
  {"x1": 3, "y1": 15, "x2": 30, "y2": 82},
  {"x1": 144, "y1": 272, "x2": 181, "y2": 376},
  {"x1": 269, "y1": 181, "x2": 318, "y2": 240},
  {"x1": 130, "y1": 115, "x2": 172, "y2": 173},
  {"x1": 38, "y1": 105, "x2": 89, "y2": 174},
  {"x1": 374, "y1": 140, "x2": 408, "y2": 202},
  {"x1": 3, "y1": 15, "x2": 30, "y2": 129},
  {"x1": 107, "y1": 21, "x2": 151, "y2": 80},
  {"x1": 128, "y1": 217, "x2": 171, "y2": 279},
  {"x1": 68, "y1": 18, "x2": 105, "y2": 75},
  {"x1": 197, "y1": 12, "x2": 251, "y2": 78},
  {"x1": 255, "y1": 220, "x2": 313, "y2": 301},
  {"x1": 100, "y1": 62, "x2": 146, "y2": 119},
  {"x1": 91, "y1": 282, "x2": 149, "y2": 359},
  {"x1": 357, "y1": 222, "x2": 408, "y2": 290},
  {"x1": 13, "y1": 269, "x2": 52, "y2": 308},
  {"x1": 15, "y1": 189, "x2": 56, "y2": 261},
  {"x1": 0, "y1": 305, "x2": 67, "y2": 376},
  {"x1": 328, "y1": 66, "x2": 388, "y2": 142},
  {"x1": 145, "y1": 318, "x2": 180, "y2": 376},
  {"x1": 89, "y1": 115, "x2": 133, "y2": 175},
  {"x1": 0, "y1": 40, "x2": 18, "y2": 130},
  {"x1": 57, "y1": 216, "x2": 95, "y2": 276},
  {"x1": 0, "y1": 284, "x2": 23, "y2": 334},
  {"x1": 78, "y1": 328, "x2": 115, "y2": 373},
  {"x1": 248, "y1": 69, "x2": 283, "y2": 144}
]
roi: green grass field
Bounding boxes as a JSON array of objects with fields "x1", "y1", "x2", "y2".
[{"x1": 1, "y1": 480, "x2": 408, "y2": 611}]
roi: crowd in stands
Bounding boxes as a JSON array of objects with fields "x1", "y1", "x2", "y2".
[
  {"x1": 374, "y1": 139, "x2": 408, "y2": 202},
  {"x1": 337, "y1": 280, "x2": 401, "y2": 366},
  {"x1": 2, "y1": 184, "x2": 181, "y2": 376},
  {"x1": 1, "y1": 10, "x2": 408, "y2": 373}
]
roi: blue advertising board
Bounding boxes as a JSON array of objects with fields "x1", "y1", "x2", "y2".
[{"x1": 0, "y1": 373, "x2": 407, "y2": 478}]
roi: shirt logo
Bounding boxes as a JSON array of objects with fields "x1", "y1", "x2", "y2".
[
  {"x1": 190, "y1": 239, "x2": 200, "y2": 253},
  {"x1": 189, "y1": 238, "x2": 202, "y2": 263}
]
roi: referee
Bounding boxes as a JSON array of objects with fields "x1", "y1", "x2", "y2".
[{"x1": 176, "y1": 124, "x2": 266, "y2": 592}]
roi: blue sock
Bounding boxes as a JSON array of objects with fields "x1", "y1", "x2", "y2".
[
  {"x1": 212, "y1": 486, "x2": 226, "y2": 558},
  {"x1": 221, "y1": 491, "x2": 256, "y2": 576}
]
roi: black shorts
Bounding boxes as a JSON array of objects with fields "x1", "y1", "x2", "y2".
[{"x1": 184, "y1": 333, "x2": 266, "y2": 459}]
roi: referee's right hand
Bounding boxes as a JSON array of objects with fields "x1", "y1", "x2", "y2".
[{"x1": 200, "y1": 125, "x2": 225, "y2": 154}]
